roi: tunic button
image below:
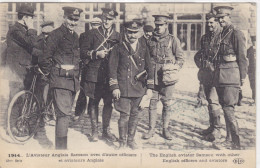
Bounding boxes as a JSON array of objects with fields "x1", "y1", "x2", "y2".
[
  {"x1": 128, "y1": 76, "x2": 130, "y2": 78},
  {"x1": 128, "y1": 69, "x2": 130, "y2": 71},
  {"x1": 139, "y1": 64, "x2": 141, "y2": 66}
]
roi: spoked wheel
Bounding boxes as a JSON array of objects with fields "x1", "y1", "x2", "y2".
[{"x1": 7, "y1": 90, "x2": 40, "y2": 143}]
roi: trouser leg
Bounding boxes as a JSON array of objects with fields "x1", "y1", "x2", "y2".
[
  {"x1": 88, "y1": 98, "x2": 99, "y2": 141},
  {"x1": 161, "y1": 99, "x2": 173, "y2": 140},
  {"x1": 118, "y1": 113, "x2": 128, "y2": 148},
  {"x1": 75, "y1": 89, "x2": 87, "y2": 117},
  {"x1": 53, "y1": 89, "x2": 74, "y2": 150},
  {"x1": 127, "y1": 97, "x2": 141, "y2": 150},
  {"x1": 143, "y1": 99, "x2": 158, "y2": 139},
  {"x1": 55, "y1": 116, "x2": 70, "y2": 149}
]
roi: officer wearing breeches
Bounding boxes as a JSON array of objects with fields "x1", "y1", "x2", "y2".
[
  {"x1": 194, "y1": 13, "x2": 222, "y2": 142},
  {"x1": 39, "y1": 7, "x2": 83, "y2": 149},
  {"x1": 212, "y1": 6, "x2": 248, "y2": 150},
  {"x1": 143, "y1": 14, "x2": 185, "y2": 140},
  {"x1": 77, "y1": 8, "x2": 121, "y2": 142},
  {"x1": 109, "y1": 21, "x2": 154, "y2": 149}
]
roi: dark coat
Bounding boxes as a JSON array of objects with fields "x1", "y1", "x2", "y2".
[
  {"x1": 109, "y1": 38, "x2": 154, "y2": 98},
  {"x1": 213, "y1": 25, "x2": 248, "y2": 87},
  {"x1": 39, "y1": 24, "x2": 80, "y2": 92},
  {"x1": 79, "y1": 26, "x2": 121, "y2": 83},
  {"x1": 194, "y1": 28, "x2": 221, "y2": 85},
  {"x1": 5, "y1": 22, "x2": 38, "y2": 80}
]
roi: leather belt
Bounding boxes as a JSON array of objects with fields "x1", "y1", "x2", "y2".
[
  {"x1": 55, "y1": 64, "x2": 75, "y2": 70},
  {"x1": 153, "y1": 57, "x2": 174, "y2": 64}
]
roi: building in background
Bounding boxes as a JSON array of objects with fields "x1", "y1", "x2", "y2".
[{"x1": 0, "y1": 2, "x2": 257, "y2": 57}]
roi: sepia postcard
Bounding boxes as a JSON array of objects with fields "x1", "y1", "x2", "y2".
[{"x1": 0, "y1": 1, "x2": 257, "y2": 168}]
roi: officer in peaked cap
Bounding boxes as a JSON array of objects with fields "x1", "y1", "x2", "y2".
[
  {"x1": 101, "y1": 8, "x2": 118, "y2": 20},
  {"x1": 38, "y1": 6, "x2": 83, "y2": 150},
  {"x1": 90, "y1": 17, "x2": 102, "y2": 29},
  {"x1": 142, "y1": 14, "x2": 185, "y2": 140},
  {"x1": 75, "y1": 7, "x2": 121, "y2": 143},
  {"x1": 194, "y1": 12, "x2": 222, "y2": 142},
  {"x1": 153, "y1": 14, "x2": 170, "y2": 24},
  {"x1": 109, "y1": 20, "x2": 154, "y2": 149},
  {"x1": 211, "y1": 6, "x2": 248, "y2": 150},
  {"x1": 214, "y1": 6, "x2": 233, "y2": 18},
  {"x1": 62, "y1": 6, "x2": 83, "y2": 20}
]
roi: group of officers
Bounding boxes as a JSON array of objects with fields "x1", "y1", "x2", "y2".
[{"x1": 4, "y1": 3, "x2": 254, "y2": 150}]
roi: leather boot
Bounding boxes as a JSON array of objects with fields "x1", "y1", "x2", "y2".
[
  {"x1": 102, "y1": 100, "x2": 117, "y2": 142},
  {"x1": 88, "y1": 100, "x2": 98, "y2": 142},
  {"x1": 162, "y1": 110, "x2": 172, "y2": 140},
  {"x1": 224, "y1": 113, "x2": 232, "y2": 142},
  {"x1": 118, "y1": 120, "x2": 127, "y2": 149},
  {"x1": 204, "y1": 115, "x2": 221, "y2": 142},
  {"x1": 199, "y1": 109, "x2": 214, "y2": 135},
  {"x1": 229, "y1": 120, "x2": 241, "y2": 150},
  {"x1": 55, "y1": 136, "x2": 67, "y2": 150},
  {"x1": 127, "y1": 116, "x2": 139, "y2": 150},
  {"x1": 143, "y1": 102, "x2": 157, "y2": 139}
]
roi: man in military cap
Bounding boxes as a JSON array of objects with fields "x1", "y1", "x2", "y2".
[
  {"x1": 211, "y1": 6, "x2": 248, "y2": 150},
  {"x1": 39, "y1": 6, "x2": 83, "y2": 149},
  {"x1": 194, "y1": 13, "x2": 222, "y2": 142},
  {"x1": 5, "y1": 3, "x2": 39, "y2": 98},
  {"x1": 109, "y1": 21, "x2": 154, "y2": 149},
  {"x1": 90, "y1": 17, "x2": 102, "y2": 29},
  {"x1": 142, "y1": 14, "x2": 185, "y2": 140},
  {"x1": 76, "y1": 8, "x2": 121, "y2": 142}
]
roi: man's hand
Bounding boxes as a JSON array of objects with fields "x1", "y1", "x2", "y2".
[
  {"x1": 112, "y1": 89, "x2": 120, "y2": 100},
  {"x1": 96, "y1": 49, "x2": 108, "y2": 59}
]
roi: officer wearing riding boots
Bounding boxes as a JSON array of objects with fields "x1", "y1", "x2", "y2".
[
  {"x1": 194, "y1": 13, "x2": 222, "y2": 142},
  {"x1": 143, "y1": 14, "x2": 185, "y2": 140},
  {"x1": 212, "y1": 6, "x2": 248, "y2": 150},
  {"x1": 76, "y1": 8, "x2": 121, "y2": 142},
  {"x1": 39, "y1": 6, "x2": 83, "y2": 149},
  {"x1": 109, "y1": 21, "x2": 154, "y2": 149}
]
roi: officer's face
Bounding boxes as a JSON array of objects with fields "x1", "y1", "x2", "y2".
[
  {"x1": 102, "y1": 16, "x2": 114, "y2": 29},
  {"x1": 144, "y1": 31, "x2": 153, "y2": 38},
  {"x1": 207, "y1": 18, "x2": 218, "y2": 32},
  {"x1": 154, "y1": 23, "x2": 168, "y2": 35},
  {"x1": 126, "y1": 29, "x2": 138, "y2": 43},
  {"x1": 64, "y1": 16, "x2": 79, "y2": 31},
  {"x1": 217, "y1": 15, "x2": 231, "y2": 27}
]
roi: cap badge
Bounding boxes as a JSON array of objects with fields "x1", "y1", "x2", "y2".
[
  {"x1": 73, "y1": 9, "x2": 79, "y2": 15},
  {"x1": 109, "y1": 10, "x2": 114, "y2": 16},
  {"x1": 132, "y1": 22, "x2": 137, "y2": 28}
]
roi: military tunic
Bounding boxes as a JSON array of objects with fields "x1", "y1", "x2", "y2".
[
  {"x1": 109, "y1": 38, "x2": 154, "y2": 99},
  {"x1": 147, "y1": 30, "x2": 184, "y2": 99},
  {"x1": 40, "y1": 24, "x2": 80, "y2": 116},
  {"x1": 80, "y1": 26, "x2": 121, "y2": 98}
]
